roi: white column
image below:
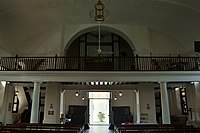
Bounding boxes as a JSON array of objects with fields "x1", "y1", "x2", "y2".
[
  {"x1": 134, "y1": 89, "x2": 140, "y2": 123},
  {"x1": 160, "y1": 82, "x2": 171, "y2": 124},
  {"x1": 0, "y1": 83, "x2": 14, "y2": 124},
  {"x1": 0, "y1": 81, "x2": 6, "y2": 123},
  {"x1": 30, "y1": 82, "x2": 41, "y2": 123},
  {"x1": 60, "y1": 90, "x2": 65, "y2": 117}
]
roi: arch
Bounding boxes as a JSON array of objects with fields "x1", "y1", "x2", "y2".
[{"x1": 64, "y1": 26, "x2": 135, "y2": 53}]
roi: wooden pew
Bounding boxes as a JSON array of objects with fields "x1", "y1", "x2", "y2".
[
  {"x1": 1, "y1": 123, "x2": 83, "y2": 133},
  {"x1": 116, "y1": 124, "x2": 197, "y2": 133}
]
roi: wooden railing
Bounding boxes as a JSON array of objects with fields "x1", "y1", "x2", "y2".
[
  {"x1": 0, "y1": 123, "x2": 84, "y2": 133},
  {"x1": 0, "y1": 55, "x2": 199, "y2": 71}
]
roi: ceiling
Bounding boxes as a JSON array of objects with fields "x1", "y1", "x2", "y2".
[{"x1": 0, "y1": 0, "x2": 200, "y2": 55}]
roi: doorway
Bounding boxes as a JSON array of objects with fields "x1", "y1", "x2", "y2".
[{"x1": 89, "y1": 92, "x2": 110, "y2": 125}]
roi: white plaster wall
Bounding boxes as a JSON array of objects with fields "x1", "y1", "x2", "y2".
[
  {"x1": 0, "y1": 32, "x2": 12, "y2": 56},
  {"x1": 64, "y1": 90, "x2": 87, "y2": 114},
  {"x1": 64, "y1": 87, "x2": 156, "y2": 124},
  {"x1": 0, "y1": 24, "x2": 191, "y2": 57},
  {"x1": 111, "y1": 90, "x2": 136, "y2": 122},
  {"x1": 138, "y1": 83, "x2": 157, "y2": 123},
  {"x1": 43, "y1": 83, "x2": 61, "y2": 124},
  {"x1": 0, "y1": 45, "x2": 11, "y2": 56},
  {"x1": 149, "y1": 30, "x2": 183, "y2": 56},
  {"x1": 16, "y1": 27, "x2": 62, "y2": 56}
]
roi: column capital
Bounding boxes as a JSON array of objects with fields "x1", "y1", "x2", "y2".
[
  {"x1": 134, "y1": 89, "x2": 139, "y2": 94},
  {"x1": 158, "y1": 81, "x2": 168, "y2": 84},
  {"x1": 33, "y1": 81, "x2": 42, "y2": 84}
]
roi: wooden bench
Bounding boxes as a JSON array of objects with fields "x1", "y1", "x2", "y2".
[
  {"x1": 116, "y1": 124, "x2": 197, "y2": 133},
  {"x1": 1, "y1": 123, "x2": 84, "y2": 133}
]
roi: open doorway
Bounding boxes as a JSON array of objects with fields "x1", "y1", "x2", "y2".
[{"x1": 89, "y1": 92, "x2": 110, "y2": 125}]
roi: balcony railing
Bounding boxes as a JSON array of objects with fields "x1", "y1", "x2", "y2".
[{"x1": 0, "y1": 55, "x2": 199, "y2": 71}]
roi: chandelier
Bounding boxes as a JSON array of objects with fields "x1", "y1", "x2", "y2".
[{"x1": 89, "y1": 0, "x2": 110, "y2": 22}]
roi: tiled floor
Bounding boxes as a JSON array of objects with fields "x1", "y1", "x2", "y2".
[{"x1": 83, "y1": 125, "x2": 115, "y2": 133}]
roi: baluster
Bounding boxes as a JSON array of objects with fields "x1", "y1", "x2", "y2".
[
  {"x1": 14, "y1": 54, "x2": 18, "y2": 70},
  {"x1": 54, "y1": 54, "x2": 57, "y2": 69},
  {"x1": 136, "y1": 54, "x2": 139, "y2": 70}
]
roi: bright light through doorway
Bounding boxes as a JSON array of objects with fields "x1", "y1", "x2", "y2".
[{"x1": 89, "y1": 92, "x2": 110, "y2": 125}]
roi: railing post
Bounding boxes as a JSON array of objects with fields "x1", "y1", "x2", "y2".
[
  {"x1": 54, "y1": 54, "x2": 57, "y2": 69},
  {"x1": 78, "y1": 57, "x2": 81, "y2": 70},
  {"x1": 136, "y1": 54, "x2": 139, "y2": 70},
  {"x1": 65, "y1": 57, "x2": 67, "y2": 70},
  {"x1": 14, "y1": 54, "x2": 18, "y2": 70},
  {"x1": 178, "y1": 54, "x2": 182, "y2": 70}
]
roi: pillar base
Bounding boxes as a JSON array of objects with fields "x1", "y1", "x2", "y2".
[
  {"x1": 84, "y1": 123, "x2": 90, "y2": 129},
  {"x1": 108, "y1": 123, "x2": 115, "y2": 130}
]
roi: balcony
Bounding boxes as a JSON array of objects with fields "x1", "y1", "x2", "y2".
[{"x1": 0, "y1": 55, "x2": 199, "y2": 71}]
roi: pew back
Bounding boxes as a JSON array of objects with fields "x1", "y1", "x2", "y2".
[
  {"x1": 0, "y1": 123, "x2": 83, "y2": 133},
  {"x1": 117, "y1": 124, "x2": 199, "y2": 133}
]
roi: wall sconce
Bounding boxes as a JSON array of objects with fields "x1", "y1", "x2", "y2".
[
  {"x1": 75, "y1": 92, "x2": 79, "y2": 97},
  {"x1": 15, "y1": 90, "x2": 19, "y2": 95},
  {"x1": 182, "y1": 92, "x2": 186, "y2": 96},
  {"x1": 175, "y1": 87, "x2": 179, "y2": 91},
  {"x1": 114, "y1": 96, "x2": 117, "y2": 100},
  {"x1": 119, "y1": 92, "x2": 123, "y2": 97},
  {"x1": 82, "y1": 96, "x2": 85, "y2": 100}
]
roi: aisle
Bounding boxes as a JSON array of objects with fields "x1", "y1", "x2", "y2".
[{"x1": 83, "y1": 125, "x2": 114, "y2": 133}]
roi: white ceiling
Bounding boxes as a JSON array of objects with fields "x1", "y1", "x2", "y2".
[{"x1": 0, "y1": 0, "x2": 200, "y2": 54}]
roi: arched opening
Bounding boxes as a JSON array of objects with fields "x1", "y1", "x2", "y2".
[
  {"x1": 63, "y1": 26, "x2": 136, "y2": 71},
  {"x1": 64, "y1": 26, "x2": 135, "y2": 56},
  {"x1": 66, "y1": 31, "x2": 134, "y2": 58}
]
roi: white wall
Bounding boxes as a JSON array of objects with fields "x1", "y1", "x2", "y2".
[
  {"x1": 0, "y1": 24, "x2": 192, "y2": 57},
  {"x1": 43, "y1": 83, "x2": 61, "y2": 124},
  {"x1": 111, "y1": 90, "x2": 136, "y2": 122},
  {"x1": 0, "y1": 33, "x2": 12, "y2": 56},
  {"x1": 149, "y1": 30, "x2": 183, "y2": 56},
  {"x1": 0, "y1": 46, "x2": 11, "y2": 56},
  {"x1": 64, "y1": 85, "x2": 156, "y2": 124},
  {"x1": 64, "y1": 90, "x2": 87, "y2": 114},
  {"x1": 15, "y1": 26, "x2": 62, "y2": 56},
  {"x1": 138, "y1": 83, "x2": 157, "y2": 123}
]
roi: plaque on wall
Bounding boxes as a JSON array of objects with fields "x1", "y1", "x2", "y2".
[{"x1": 48, "y1": 111, "x2": 54, "y2": 115}]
